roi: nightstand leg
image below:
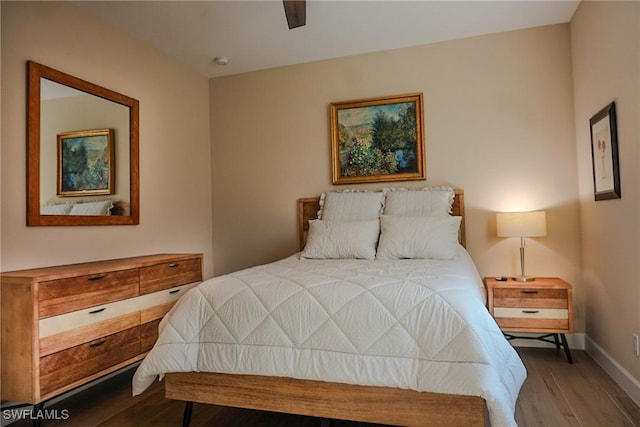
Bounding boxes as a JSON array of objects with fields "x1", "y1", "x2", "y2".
[
  {"x1": 553, "y1": 333, "x2": 560, "y2": 349},
  {"x1": 559, "y1": 333, "x2": 573, "y2": 364}
]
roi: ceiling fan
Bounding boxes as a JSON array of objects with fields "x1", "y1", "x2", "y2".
[{"x1": 282, "y1": 0, "x2": 306, "y2": 29}]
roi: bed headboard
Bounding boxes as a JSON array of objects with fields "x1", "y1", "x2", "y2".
[{"x1": 297, "y1": 188, "x2": 466, "y2": 251}]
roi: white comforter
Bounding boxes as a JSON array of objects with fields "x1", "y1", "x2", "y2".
[{"x1": 133, "y1": 246, "x2": 526, "y2": 427}]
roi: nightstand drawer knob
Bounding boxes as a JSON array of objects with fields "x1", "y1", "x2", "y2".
[
  {"x1": 522, "y1": 310, "x2": 540, "y2": 314},
  {"x1": 521, "y1": 290, "x2": 538, "y2": 294}
]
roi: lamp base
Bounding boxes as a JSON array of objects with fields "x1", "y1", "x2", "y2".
[{"x1": 513, "y1": 275, "x2": 536, "y2": 282}]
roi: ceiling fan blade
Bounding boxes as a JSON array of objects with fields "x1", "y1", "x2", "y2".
[{"x1": 283, "y1": 0, "x2": 306, "y2": 29}]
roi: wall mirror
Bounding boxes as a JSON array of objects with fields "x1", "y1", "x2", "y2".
[{"x1": 27, "y1": 61, "x2": 139, "y2": 225}]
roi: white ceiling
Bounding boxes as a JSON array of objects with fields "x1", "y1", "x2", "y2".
[{"x1": 75, "y1": 0, "x2": 580, "y2": 79}]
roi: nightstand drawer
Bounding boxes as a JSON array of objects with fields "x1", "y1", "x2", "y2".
[
  {"x1": 494, "y1": 307, "x2": 568, "y2": 319},
  {"x1": 495, "y1": 316, "x2": 569, "y2": 331},
  {"x1": 494, "y1": 304, "x2": 569, "y2": 332},
  {"x1": 493, "y1": 288, "x2": 568, "y2": 309},
  {"x1": 493, "y1": 288, "x2": 567, "y2": 300}
]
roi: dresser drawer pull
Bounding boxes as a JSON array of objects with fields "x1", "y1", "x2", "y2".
[
  {"x1": 89, "y1": 340, "x2": 106, "y2": 348},
  {"x1": 168, "y1": 263, "x2": 180, "y2": 268},
  {"x1": 522, "y1": 310, "x2": 540, "y2": 314},
  {"x1": 521, "y1": 290, "x2": 538, "y2": 294},
  {"x1": 169, "y1": 289, "x2": 181, "y2": 294},
  {"x1": 87, "y1": 275, "x2": 106, "y2": 281},
  {"x1": 88, "y1": 307, "x2": 106, "y2": 314}
]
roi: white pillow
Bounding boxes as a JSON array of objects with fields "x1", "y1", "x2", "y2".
[
  {"x1": 301, "y1": 220, "x2": 380, "y2": 260},
  {"x1": 383, "y1": 186, "x2": 454, "y2": 217},
  {"x1": 69, "y1": 200, "x2": 113, "y2": 216},
  {"x1": 41, "y1": 203, "x2": 72, "y2": 215},
  {"x1": 318, "y1": 191, "x2": 384, "y2": 221},
  {"x1": 376, "y1": 215, "x2": 461, "y2": 260}
]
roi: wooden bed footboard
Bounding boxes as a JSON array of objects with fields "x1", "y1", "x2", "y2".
[{"x1": 165, "y1": 372, "x2": 487, "y2": 427}]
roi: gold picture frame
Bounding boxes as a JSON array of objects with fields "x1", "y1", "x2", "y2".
[
  {"x1": 330, "y1": 93, "x2": 425, "y2": 185},
  {"x1": 57, "y1": 128, "x2": 115, "y2": 196}
]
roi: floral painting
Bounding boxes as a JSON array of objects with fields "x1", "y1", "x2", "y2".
[
  {"x1": 330, "y1": 93, "x2": 425, "y2": 184},
  {"x1": 57, "y1": 128, "x2": 115, "y2": 196},
  {"x1": 589, "y1": 102, "x2": 620, "y2": 201}
]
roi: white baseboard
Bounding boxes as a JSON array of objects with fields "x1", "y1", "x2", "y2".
[{"x1": 585, "y1": 336, "x2": 640, "y2": 408}]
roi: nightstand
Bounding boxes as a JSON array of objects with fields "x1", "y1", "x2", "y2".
[{"x1": 484, "y1": 277, "x2": 574, "y2": 363}]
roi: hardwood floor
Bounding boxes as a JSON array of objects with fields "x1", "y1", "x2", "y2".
[
  {"x1": 5, "y1": 348, "x2": 640, "y2": 426},
  {"x1": 514, "y1": 348, "x2": 640, "y2": 426}
]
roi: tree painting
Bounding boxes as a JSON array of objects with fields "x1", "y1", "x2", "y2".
[
  {"x1": 58, "y1": 129, "x2": 114, "y2": 196},
  {"x1": 332, "y1": 94, "x2": 424, "y2": 184}
]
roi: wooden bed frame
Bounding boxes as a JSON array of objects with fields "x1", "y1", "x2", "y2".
[{"x1": 165, "y1": 188, "x2": 489, "y2": 427}]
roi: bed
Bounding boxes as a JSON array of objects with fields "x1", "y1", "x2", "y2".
[{"x1": 132, "y1": 187, "x2": 526, "y2": 427}]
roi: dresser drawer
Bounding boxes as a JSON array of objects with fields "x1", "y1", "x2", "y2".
[
  {"x1": 138, "y1": 283, "x2": 197, "y2": 309},
  {"x1": 39, "y1": 297, "x2": 141, "y2": 338},
  {"x1": 139, "y1": 258, "x2": 202, "y2": 295},
  {"x1": 39, "y1": 326, "x2": 141, "y2": 395},
  {"x1": 140, "y1": 318, "x2": 162, "y2": 353},
  {"x1": 39, "y1": 312, "x2": 141, "y2": 357},
  {"x1": 38, "y1": 269, "x2": 139, "y2": 318},
  {"x1": 493, "y1": 288, "x2": 568, "y2": 309}
]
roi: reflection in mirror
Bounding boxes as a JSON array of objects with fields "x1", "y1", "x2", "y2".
[
  {"x1": 27, "y1": 61, "x2": 139, "y2": 226},
  {"x1": 40, "y1": 79, "x2": 130, "y2": 215}
]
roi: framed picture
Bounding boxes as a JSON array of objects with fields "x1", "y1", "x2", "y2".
[
  {"x1": 57, "y1": 128, "x2": 115, "y2": 196},
  {"x1": 589, "y1": 102, "x2": 620, "y2": 201},
  {"x1": 330, "y1": 93, "x2": 425, "y2": 185}
]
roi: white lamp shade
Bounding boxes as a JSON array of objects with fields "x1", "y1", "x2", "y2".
[{"x1": 496, "y1": 211, "x2": 547, "y2": 238}]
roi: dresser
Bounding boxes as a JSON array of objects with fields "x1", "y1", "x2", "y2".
[
  {"x1": 484, "y1": 277, "x2": 573, "y2": 363},
  {"x1": 1, "y1": 253, "x2": 202, "y2": 404}
]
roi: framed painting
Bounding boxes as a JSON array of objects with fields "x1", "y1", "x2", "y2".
[
  {"x1": 589, "y1": 102, "x2": 620, "y2": 201},
  {"x1": 57, "y1": 128, "x2": 115, "y2": 196},
  {"x1": 330, "y1": 93, "x2": 425, "y2": 185}
]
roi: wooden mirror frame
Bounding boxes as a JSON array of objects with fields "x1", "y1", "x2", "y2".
[{"x1": 27, "y1": 61, "x2": 140, "y2": 226}]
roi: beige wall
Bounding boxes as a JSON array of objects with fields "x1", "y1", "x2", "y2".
[
  {"x1": 210, "y1": 25, "x2": 583, "y2": 330},
  {"x1": 571, "y1": 1, "x2": 640, "y2": 383},
  {"x1": 1, "y1": 2, "x2": 214, "y2": 277}
]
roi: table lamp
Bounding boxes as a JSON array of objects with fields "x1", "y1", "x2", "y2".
[{"x1": 496, "y1": 211, "x2": 547, "y2": 282}]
